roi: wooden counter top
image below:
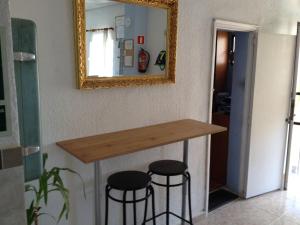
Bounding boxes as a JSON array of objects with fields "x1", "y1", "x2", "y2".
[{"x1": 56, "y1": 119, "x2": 226, "y2": 163}]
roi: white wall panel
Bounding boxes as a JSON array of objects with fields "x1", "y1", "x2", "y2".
[{"x1": 246, "y1": 33, "x2": 294, "y2": 198}]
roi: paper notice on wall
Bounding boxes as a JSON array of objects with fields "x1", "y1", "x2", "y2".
[
  {"x1": 124, "y1": 56, "x2": 133, "y2": 67},
  {"x1": 116, "y1": 26, "x2": 124, "y2": 39},
  {"x1": 115, "y1": 16, "x2": 125, "y2": 39},
  {"x1": 124, "y1": 40, "x2": 133, "y2": 50},
  {"x1": 115, "y1": 16, "x2": 125, "y2": 26}
]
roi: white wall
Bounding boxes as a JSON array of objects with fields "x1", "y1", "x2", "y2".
[{"x1": 8, "y1": 0, "x2": 300, "y2": 225}]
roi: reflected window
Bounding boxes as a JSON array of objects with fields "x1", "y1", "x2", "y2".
[{"x1": 87, "y1": 29, "x2": 114, "y2": 76}]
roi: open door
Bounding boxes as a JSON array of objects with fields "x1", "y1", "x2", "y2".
[
  {"x1": 284, "y1": 22, "x2": 300, "y2": 191},
  {"x1": 245, "y1": 32, "x2": 296, "y2": 198}
]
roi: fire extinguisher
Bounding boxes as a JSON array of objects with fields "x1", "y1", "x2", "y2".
[{"x1": 138, "y1": 48, "x2": 150, "y2": 73}]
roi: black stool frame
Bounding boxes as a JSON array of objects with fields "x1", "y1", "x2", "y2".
[
  {"x1": 145, "y1": 171, "x2": 193, "y2": 225},
  {"x1": 105, "y1": 185, "x2": 156, "y2": 225}
]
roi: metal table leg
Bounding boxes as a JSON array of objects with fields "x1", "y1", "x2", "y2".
[
  {"x1": 95, "y1": 161, "x2": 102, "y2": 225},
  {"x1": 181, "y1": 140, "x2": 189, "y2": 225}
]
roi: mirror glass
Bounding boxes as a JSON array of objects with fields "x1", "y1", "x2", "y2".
[
  {"x1": 0, "y1": 31, "x2": 4, "y2": 101},
  {"x1": 0, "y1": 28, "x2": 8, "y2": 134},
  {"x1": 85, "y1": 0, "x2": 168, "y2": 77}
]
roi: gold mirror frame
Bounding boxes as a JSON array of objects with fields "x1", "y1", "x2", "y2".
[{"x1": 74, "y1": 0, "x2": 178, "y2": 89}]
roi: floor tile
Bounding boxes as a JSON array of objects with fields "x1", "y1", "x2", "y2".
[
  {"x1": 194, "y1": 190, "x2": 300, "y2": 225},
  {"x1": 243, "y1": 192, "x2": 294, "y2": 216},
  {"x1": 196, "y1": 200, "x2": 277, "y2": 225},
  {"x1": 271, "y1": 216, "x2": 300, "y2": 225},
  {"x1": 285, "y1": 207, "x2": 300, "y2": 222}
]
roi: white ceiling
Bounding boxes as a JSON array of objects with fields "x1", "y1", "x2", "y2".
[{"x1": 85, "y1": 0, "x2": 119, "y2": 10}]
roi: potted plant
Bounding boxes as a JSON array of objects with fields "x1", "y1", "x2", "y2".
[{"x1": 25, "y1": 153, "x2": 86, "y2": 225}]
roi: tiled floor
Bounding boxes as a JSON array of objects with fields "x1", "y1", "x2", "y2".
[{"x1": 196, "y1": 189, "x2": 300, "y2": 225}]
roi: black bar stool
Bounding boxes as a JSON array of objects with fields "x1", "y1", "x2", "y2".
[
  {"x1": 105, "y1": 171, "x2": 156, "y2": 225},
  {"x1": 147, "y1": 160, "x2": 193, "y2": 225}
]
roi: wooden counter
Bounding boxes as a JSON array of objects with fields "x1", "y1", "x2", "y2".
[{"x1": 56, "y1": 119, "x2": 226, "y2": 163}]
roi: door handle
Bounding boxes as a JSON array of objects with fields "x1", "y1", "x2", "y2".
[
  {"x1": 286, "y1": 115, "x2": 294, "y2": 123},
  {"x1": 22, "y1": 146, "x2": 40, "y2": 157},
  {"x1": 14, "y1": 52, "x2": 36, "y2": 62},
  {"x1": 286, "y1": 117, "x2": 295, "y2": 124}
]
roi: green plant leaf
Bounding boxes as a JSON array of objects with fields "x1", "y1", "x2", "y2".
[
  {"x1": 42, "y1": 153, "x2": 48, "y2": 169},
  {"x1": 53, "y1": 169, "x2": 63, "y2": 187},
  {"x1": 38, "y1": 212, "x2": 56, "y2": 222},
  {"x1": 39, "y1": 172, "x2": 49, "y2": 205},
  {"x1": 53, "y1": 167, "x2": 87, "y2": 199},
  {"x1": 54, "y1": 183, "x2": 70, "y2": 223},
  {"x1": 57, "y1": 203, "x2": 67, "y2": 223},
  {"x1": 25, "y1": 153, "x2": 86, "y2": 225},
  {"x1": 26, "y1": 201, "x2": 35, "y2": 225},
  {"x1": 25, "y1": 184, "x2": 38, "y2": 195}
]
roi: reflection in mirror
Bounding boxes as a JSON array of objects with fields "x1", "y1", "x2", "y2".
[
  {"x1": 0, "y1": 33, "x2": 4, "y2": 101},
  {"x1": 85, "y1": 0, "x2": 167, "y2": 77},
  {"x1": 0, "y1": 28, "x2": 8, "y2": 134}
]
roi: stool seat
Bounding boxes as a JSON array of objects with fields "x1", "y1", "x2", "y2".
[
  {"x1": 107, "y1": 171, "x2": 151, "y2": 191},
  {"x1": 149, "y1": 160, "x2": 187, "y2": 176}
]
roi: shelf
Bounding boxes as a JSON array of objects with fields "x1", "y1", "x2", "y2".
[{"x1": 56, "y1": 119, "x2": 226, "y2": 163}]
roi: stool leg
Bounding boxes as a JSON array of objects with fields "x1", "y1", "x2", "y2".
[
  {"x1": 166, "y1": 176, "x2": 170, "y2": 225},
  {"x1": 133, "y1": 190, "x2": 137, "y2": 225},
  {"x1": 142, "y1": 188, "x2": 149, "y2": 225},
  {"x1": 150, "y1": 186, "x2": 156, "y2": 225},
  {"x1": 123, "y1": 191, "x2": 127, "y2": 225},
  {"x1": 105, "y1": 185, "x2": 109, "y2": 225},
  {"x1": 187, "y1": 172, "x2": 193, "y2": 225}
]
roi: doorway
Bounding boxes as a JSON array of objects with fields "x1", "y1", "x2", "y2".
[{"x1": 207, "y1": 20, "x2": 258, "y2": 212}]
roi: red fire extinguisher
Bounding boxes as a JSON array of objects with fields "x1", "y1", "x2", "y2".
[{"x1": 138, "y1": 48, "x2": 150, "y2": 73}]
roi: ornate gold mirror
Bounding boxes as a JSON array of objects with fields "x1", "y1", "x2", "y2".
[{"x1": 74, "y1": 0, "x2": 178, "y2": 89}]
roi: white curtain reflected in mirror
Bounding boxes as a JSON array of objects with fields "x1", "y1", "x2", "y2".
[{"x1": 87, "y1": 28, "x2": 115, "y2": 77}]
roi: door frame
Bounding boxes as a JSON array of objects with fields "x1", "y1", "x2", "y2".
[
  {"x1": 205, "y1": 19, "x2": 259, "y2": 214},
  {"x1": 283, "y1": 22, "x2": 300, "y2": 190}
]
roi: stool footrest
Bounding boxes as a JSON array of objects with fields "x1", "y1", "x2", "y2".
[
  {"x1": 107, "y1": 186, "x2": 152, "y2": 204},
  {"x1": 144, "y1": 211, "x2": 193, "y2": 225},
  {"x1": 151, "y1": 175, "x2": 189, "y2": 187}
]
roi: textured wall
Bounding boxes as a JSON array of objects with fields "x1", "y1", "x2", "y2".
[
  {"x1": 9, "y1": 0, "x2": 300, "y2": 225},
  {"x1": 0, "y1": 166, "x2": 26, "y2": 225}
]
